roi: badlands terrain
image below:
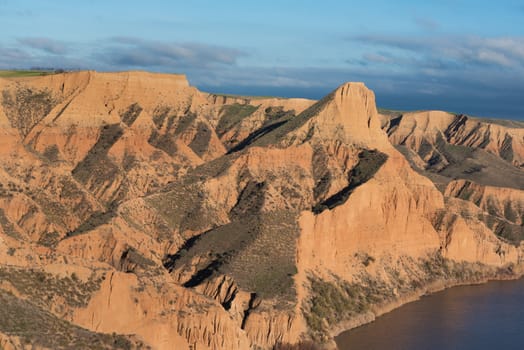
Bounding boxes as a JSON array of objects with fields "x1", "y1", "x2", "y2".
[{"x1": 0, "y1": 70, "x2": 522, "y2": 349}]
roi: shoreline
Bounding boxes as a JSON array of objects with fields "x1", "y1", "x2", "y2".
[{"x1": 329, "y1": 266, "x2": 524, "y2": 348}]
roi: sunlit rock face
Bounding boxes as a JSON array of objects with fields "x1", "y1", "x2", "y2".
[{"x1": 0, "y1": 71, "x2": 522, "y2": 349}]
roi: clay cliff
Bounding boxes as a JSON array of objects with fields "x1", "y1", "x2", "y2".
[{"x1": 0, "y1": 71, "x2": 522, "y2": 349}]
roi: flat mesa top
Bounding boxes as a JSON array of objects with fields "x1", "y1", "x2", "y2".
[{"x1": 0, "y1": 70, "x2": 188, "y2": 81}]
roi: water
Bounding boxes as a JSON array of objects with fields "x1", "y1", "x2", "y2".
[{"x1": 336, "y1": 278, "x2": 524, "y2": 350}]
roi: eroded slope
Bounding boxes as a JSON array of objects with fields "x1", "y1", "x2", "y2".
[{"x1": 0, "y1": 72, "x2": 522, "y2": 349}]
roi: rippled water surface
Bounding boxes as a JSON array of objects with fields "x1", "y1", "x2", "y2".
[{"x1": 336, "y1": 278, "x2": 524, "y2": 350}]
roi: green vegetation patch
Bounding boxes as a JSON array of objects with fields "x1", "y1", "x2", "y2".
[
  {"x1": 0, "y1": 70, "x2": 55, "y2": 78},
  {"x1": 145, "y1": 181, "x2": 216, "y2": 235},
  {"x1": 226, "y1": 210, "x2": 299, "y2": 301},
  {"x1": 0, "y1": 208, "x2": 22, "y2": 240},
  {"x1": 145, "y1": 154, "x2": 236, "y2": 238},
  {"x1": 1, "y1": 87, "x2": 57, "y2": 137},
  {"x1": 311, "y1": 147, "x2": 332, "y2": 201},
  {"x1": 418, "y1": 252, "x2": 496, "y2": 283},
  {"x1": 72, "y1": 124, "x2": 123, "y2": 201},
  {"x1": 54, "y1": 175, "x2": 97, "y2": 219},
  {"x1": 377, "y1": 108, "x2": 406, "y2": 117},
  {"x1": 168, "y1": 209, "x2": 299, "y2": 302},
  {"x1": 263, "y1": 106, "x2": 295, "y2": 123},
  {"x1": 477, "y1": 212, "x2": 524, "y2": 245},
  {"x1": 174, "y1": 112, "x2": 197, "y2": 136},
  {"x1": 42, "y1": 144, "x2": 61, "y2": 163},
  {"x1": 32, "y1": 191, "x2": 70, "y2": 230},
  {"x1": 450, "y1": 181, "x2": 478, "y2": 203},
  {"x1": 148, "y1": 130, "x2": 178, "y2": 156},
  {"x1": 151, "y1": 105, "x2": 170, "y2": 129},
  {"x1": 472, "y1": 117, "x2": 524, "y2": 129},
  {"x1": 216, "y1": 103, "x2": 258, "y2": 136},
  {"x1": 119, "y1": 204, "x2": 173, "y2": 242},
  {"x1": 303, "y1": 275, "x2": 392, "y2": 342},
  {"x1": 256, "y1": 91, "x2": 335, "y2": 147},
  {"x1": 0, "y1": 290, "x2": 138, "y2": 349},
  {"x1": 313, "y1": 149, "x2": 388, "y2": 214},
  {"x1": 119, "y1": 103, "x2": 143, "y2": 127},
  {"x1": 119, "y1": 247, "x2": 156, "y2": 273},
  {"x1": 227, "y1": 91, "x2": 334, "y2": 154},
  {"x1": 188, "y1": 122, "x2": 212, "y2": 157},
  {"x1": 67, "y1": 210, "x2": 115, "y2": 237},
  {"x1": 0, "y1": 267, "x2": 103, "y2": 309},
  {"x1": 148, "y1": 108, "x2": 200, "y2": 156},
  {"x1": 503, "y1": 201, "x2": 520, "y2": 224},
  {"x1": 499, "y1": 134, "x2": 514, "y2": 162},
  {"x1": 209, "y1": 93, "x2": 277, "y2": 100},
  {"x1": 304, "y1": 252, "x2": 512, "y2": 342},
  {"x1": 37, "y1": 231, "x2": 61, "y2": 247},
  {"x1": 273, "y1": 341, "x2": 321, "y2": 350}
]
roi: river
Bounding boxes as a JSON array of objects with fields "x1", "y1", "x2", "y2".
[{"x1": 336, "y1": 278, "x2": 524, "y2": 350}]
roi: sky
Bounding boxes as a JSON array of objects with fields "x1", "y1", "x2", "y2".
[{"x1": 0, "y1": 1, "x2": 523, "y2": 119}]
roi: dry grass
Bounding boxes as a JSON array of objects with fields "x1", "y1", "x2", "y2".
[
  {"x1": 0, "y1": 290, "x2": 139, "y2": 349},
  {"x1": 0, "y1": 267, "x2": 103, "y2": 309},
  {"x1": 1, "y1": 87, "x2": 56, "y2": 137},
  {"x1": 303, "y1": 252, "x2": 514, "y2": 342},
  {"x1": 0, "y1": 208, "x2": 22, "y2": 240},
  {"x1": 167, "y1": 209, "x2": 299, "y2": 302},
  {"x1": 120, "y1": 103, "x2": 143, "y2": 127},
  {"x1": 216, "y1": 103, "x2": 258, "y2": 136}
]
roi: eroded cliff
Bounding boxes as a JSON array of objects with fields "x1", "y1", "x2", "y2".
[{"x1": 0, "y1": 71, "x2": 522, "y2": 349}]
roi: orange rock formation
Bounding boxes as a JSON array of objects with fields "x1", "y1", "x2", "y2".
[{"x1": 0, "y1": 71, "x2": 522, "y2": 349}]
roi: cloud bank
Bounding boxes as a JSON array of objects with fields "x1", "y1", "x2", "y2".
[
  {"x1": 17, "y1": 37, "x2": 68, "y2": 55},
  {"x1": 0, "y1": 35, "x2": 523, "y2": 119},
  {"x1": 96, "y1": 37, "x2": 245, "y2": 69}
]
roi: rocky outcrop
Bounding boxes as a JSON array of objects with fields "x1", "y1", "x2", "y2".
[
  {"x1": 381, "y1": 111, "x2": 524, "y2": 190},
  {"x1": 443, "y1": 180, "x2": 524, "y2": 244},
  {"x1": 445, "y1": 180, "x2": 524, "y2": 226},
  {"x1": 0, "y1": 71, "x2": 522, "y2": 349},
  {"x1": 381, "y1": 111, "x2": 524, "y2": 168}
]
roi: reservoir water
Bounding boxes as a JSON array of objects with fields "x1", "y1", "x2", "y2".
[{"x1": 336, "y1": 278, "x2": 524, "y2": 350}]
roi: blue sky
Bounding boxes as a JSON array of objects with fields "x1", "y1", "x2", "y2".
[{"x1": 1, "y1": 1, "x2": 523, "y2": 119}]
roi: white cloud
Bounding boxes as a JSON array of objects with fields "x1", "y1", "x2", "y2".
[
  {"x1": 97, "y1": 37, "x2": 246, "y2": 69},
  {"x1": 351, "y1": 34, "x2": 524, "y2": 70},
  {"x1": 17, "y1": 37, "x2": 68, "y2": 55},
  {"x1": 477, "y1": 49, "x2": 513, "y2": 67}
]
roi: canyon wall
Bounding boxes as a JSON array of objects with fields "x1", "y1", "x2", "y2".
[{"x1": 0, "y1": 71, "x2": 522, "y2": 349}]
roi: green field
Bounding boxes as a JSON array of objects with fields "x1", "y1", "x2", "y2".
[
  {"x1": 0, "y1": 70, "x2": 55, "y2": 78},
  {"x1": 208, "y1": 92, "x2": 280, "y2": 100}
]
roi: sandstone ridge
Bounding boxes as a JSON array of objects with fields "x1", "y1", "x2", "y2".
[{"x1": 0, "y1": 71, "x2": 522, "y2": 349}]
